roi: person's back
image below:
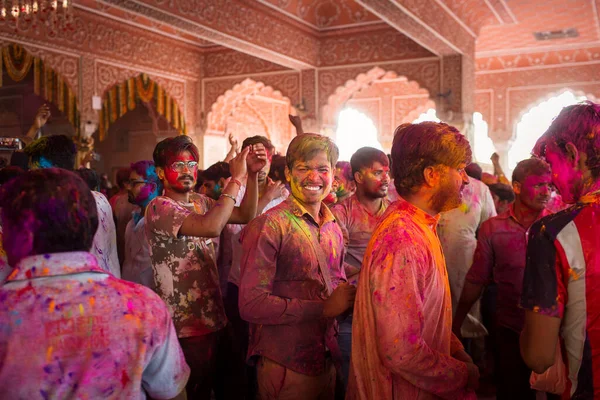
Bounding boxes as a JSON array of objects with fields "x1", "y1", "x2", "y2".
[{"x1": 0, "y1": 168, "x2": 189, "y2": 399}]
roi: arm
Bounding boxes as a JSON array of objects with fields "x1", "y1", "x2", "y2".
[
  {"x1": 491, "y1": 153, "x2": 510, "y2": 185},
  {"x1": 330, "y1": 204, "x2": 359, "y2": 279},
  {"x1": 289, "y1": 114, "x2": 304, "y2": 136},
  {"x1": 371, "y1": 240, "x2": 469, "y2": 397},
  {"x1": 238, "y1": 215, "x2": 325, "y2": 325},
  {"x1": 23, "y1": 104, "x2": 51, "y2": 145},
  {"x1": 223, "y1": 133, "x2": 239, "y2": 163},
  {"x1": 520, "y1": 311, "x2": 561, "y2": 373},
  {"x1": 256, "y1": 179, "x2": 286, "y2": 214},
  {"x1": 228, "y1": 143, "x2": 268, "y2": 223},
  {"x1": 452, "y1": 223, "x2": 495, "y2": 336}
]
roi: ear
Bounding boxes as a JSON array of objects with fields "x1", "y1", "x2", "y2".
[
  {"x1": 422, "y1": 166, "x2": 439, "y2": 188},
  {"x1": 156, "y1": 167, "x2": 165, "y2": 181},
  {"x1": 354, "y1": 170, "x2": 364, "y2": 185},
  {"x1": 284, "y1": 166, "x2": 291, "y2": 183},
  {"x1": 564, "y1": 142, "x2": 579, "y2": 166},
  {"x1": 218, "y1": 177, "x2": 227, "y2": 187},
  {"x1": 513, "y1": 181, "x2": 522, "y2": 195}
]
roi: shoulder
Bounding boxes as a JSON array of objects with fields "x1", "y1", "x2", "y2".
[{"x1": 92, "y1": 191, "x2": 111, "y2": 209}]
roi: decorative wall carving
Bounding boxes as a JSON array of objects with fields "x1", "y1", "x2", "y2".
[
  {"x1": 204, "y1": 50, "x2": 288, "y2": 78},
  {"x1": 476, "y1": 46, "x2": 600, "y2": 71}
]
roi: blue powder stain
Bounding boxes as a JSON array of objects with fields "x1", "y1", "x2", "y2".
[
  {"x1": 43, "y1": 365, "x2": 52, "y2": 374},
  {"x1": 14, "y1": 319, "x2": 22, "y2": 326},
  {"x1": 40, "y1": 390, "x2": 49, "y2": 400},
  {"x1": 43, "y1": 254, "x2": 51, "y2": 259}
]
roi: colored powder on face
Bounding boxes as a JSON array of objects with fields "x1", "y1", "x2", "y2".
[{"x1": 89, "y1": 297, "x2": 95, "y2": 307}]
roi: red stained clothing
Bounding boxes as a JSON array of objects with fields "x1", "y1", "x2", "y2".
[
  {"x1": 0, "y1": 252, "x2": 189, "y2": 399},
  {"x1": 348, "y1": 199, "x2": 472, "y2": 400},
  {"x1": 330, "y1": 195, "x2": 390, "y2": 284},
  {"x1": 238, "y1": 197, "x2": 346, "y2": 376},
  {"x1": 466, "y1": 205, "x2": 551, "y2": 333}
]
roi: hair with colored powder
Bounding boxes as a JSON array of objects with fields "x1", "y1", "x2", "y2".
[
  {"x1": 0, "y1": 166, "x2": 24, "y2": 186},
  {"x1": 76, "y1": 167, "x2": 100, "y2": 191},
  {"x1": 465, "y1": 163, "x2": 483, "y2": 180},
  {"x1": 286, "y1": 133, "x2": 339, "y2": 170},
  {"x1": 24, "y1": 135, "x2": 77, "y2": 170},
  {"x1": 242, "y1": 135, "x2": 275, "y2": 158},
  {"x1": 0, "y1": 168, "x2": 98, "y2": 260},
  {"x1": 202, "y1": 162, "x2": 231, "y2": 182},
  {"x1": 153, "y1": 135, "x2": 199, "y2": 169},
  {"x1": 116, "y1": 167, "x2": 132, "y2": 189},
  {"x1": 488, "y1": 183, "x2": 516, "y2": 203},
  {"x1": 336, "y1": 161, "x2": 353, "y2": 181},
  {"x1": 130, "y1": 160, "x2": 163, "y2": 207},
  {"x1": 391, "y1": 122, "x2": 472, "y2": 197},
  {"x1": 350, "y1": 147, "x2": 389, "y2": 176},
  {"x1": 511, "y1": 158, "x2": 551, "y2": 184},
  {"x1": 533, "y1": 101, "x2": 600, "y2": 178}
]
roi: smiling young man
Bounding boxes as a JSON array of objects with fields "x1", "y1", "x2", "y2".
[
  {"x1": 145, "y1": 135, "x2": 266, "y2": 399},
  {"x1": 520, "y1": 102, "x2": 600, "y2": 398},
  {"x1": 453, "y1": 158, "x2": 552, "y2": 400},
  {"x1": 330, "y1": 147, "x2": 391, "y2": 391},
  {"x1": 347, "y1": 122, "x2": 478, "y2": 400},
  {"x1": 238, "y1": 133, "x2": 356, "y2": 399}
]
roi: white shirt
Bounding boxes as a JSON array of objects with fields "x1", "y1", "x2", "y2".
[
  {"x1": 437, "y1": 178, "x2": 496, "y2": 337},
  {"x1": 91, "y1": 191, "x2": 121, "y2": 278},
  {"x1": 122, "y1": 216, "x2": 154, "y2": 290}
]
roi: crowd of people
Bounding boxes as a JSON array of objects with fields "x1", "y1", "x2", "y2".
[{"x1": 0, "y1": 102, "x2": 599, "y2": 400}]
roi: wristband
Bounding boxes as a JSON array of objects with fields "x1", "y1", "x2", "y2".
[
  {"x1": 230, "y1": 178, "x2": 242, "y2": 188},
  {"x1": 220, "y1": 193, "x2": 236, "y2": 203}
]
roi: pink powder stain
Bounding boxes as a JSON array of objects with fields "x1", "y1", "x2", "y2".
[
  {"x1": 121, "y1": 370, "x2": 130, "y2": 387},
  {"x1": 407, "y1": 333, "x2": 419, "y2": 344}
]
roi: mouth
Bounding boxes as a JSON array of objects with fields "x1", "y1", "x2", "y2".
[{"x1": 303, "y1": 185, "x2": 323, "y2": 192}]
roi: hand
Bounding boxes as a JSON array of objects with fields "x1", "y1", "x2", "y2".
[
  {"x1": 228, "y1": 133, "x2": 238, "y2": 149},
  {"x1": 229, "y1": 146, "x2": 250, "y2": 181},
  {"x1": 289, "y1": 114, "x2": 304, "y2": 135},
  {"x1": 263, "y1": 179, "x2": 286, "y2": 201},
  {"x1": 323, "y1": 282, "x2": 356, "y2": 318},
  {"x1": 490, "y1": 152, "x2": 500, "y2": 165},
  {"x1": 247, "y1": 143, "x2": 267, "y2": 174},
  {"x1": 33, "y1": 104, "x2": 51, "y2": 130},
  {"x1": 465, "y1": 362, "x2": 480, "y2": 390}
]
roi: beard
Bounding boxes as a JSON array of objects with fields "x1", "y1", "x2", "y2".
[{"x1": 431, "y1": 179, "x2": 463, "y2": 213}]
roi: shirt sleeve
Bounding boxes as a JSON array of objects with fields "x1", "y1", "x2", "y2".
[
  {"x1": 145, "y1": 197, "x2": 192, "y2": 239},
  {"x1": 371, "y1": 237, "x2": 469, "y2": 398},
  {"x1": 142, "y1": 307, "x2": 190, "y2": 399},
  {"x1": 238, "y1": 215, "x2": 325, "y2": 325},
  {"x1": 465, "y1": 221, "x2": 495, "y2": 286},
  {"x1": 521, "y1": 218, "x2": 565, "y2": 318}
]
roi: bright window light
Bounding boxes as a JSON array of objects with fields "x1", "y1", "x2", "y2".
[
  {"x1": 412, "y1": 108, "x2": 440, "y2": 123},
  {"x1": 473, "y1": 112, "x2": 496, "y2": 164},
  {"x1": 509, "y1": 91, "x2": 587, "y2": 170},
  {"x1": 335, "y1": 108, "x2": 383, "y2": 161}
]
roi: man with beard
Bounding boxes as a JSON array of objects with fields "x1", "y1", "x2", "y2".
[
  {"x1": 145, "y1": 135, "x2": 266, "y2": 400},
  {"x1": 239, "y1": 133, "x2": 356, "y2": 399},
  {"x1": 121, "y1": 160, "x2": 162, "y2": 290},
  {"x1": 454, "y1": 158, "x2": 552, "y2": 400},
  {"x1": 330, "y1": 146, "x2": 391, "y2": 391},
  {"x1": 520, "y1": 102, "x2": 600, "y2": 398},
  {"x1": 347, "y1": 122, "x2": 478, "y2": 400}
]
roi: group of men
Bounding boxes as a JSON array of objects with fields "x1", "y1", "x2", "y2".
[{"x1": 0, "y1": 101, "x2": 599, "y2": 400}]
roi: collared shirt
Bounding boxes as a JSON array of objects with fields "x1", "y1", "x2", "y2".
[
  {"x1": 521, "y1": 192, "x2": 600, "y2": 398},
  {"x1": 91, "y1": 191, "x2": 121, "y2": 278},
  {"x1": 238, "y1": 196, "x2": 346, "y2": 376},
  {"x1": 122, "y1": 216, "x2": 154, "y2": 290},
  {"x1": 145, "y1": 194, "x2": 227, "y2": 338},
  {"x1": 348, "y1": 199, "x2": 471, "y2": 400},
  {"x1": 331, "y1": 195, "x2": 390, "y2": 285},
  {"x1": 466, "y1": 204, "x2": 551, "y2": 333},
  {"x1": 0, "y1": 252, "x2": 190, "y2": 399}
]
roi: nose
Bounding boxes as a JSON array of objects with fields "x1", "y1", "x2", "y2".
[{"x1": 461, "y1": 170, "x2": 470, "y2": 184}]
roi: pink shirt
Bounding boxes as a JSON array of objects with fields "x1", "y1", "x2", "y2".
[
  {"x1": 347, "y1": 199, "x2": 473, "y2": 400},
  {"x1": 0, "y1": 252, "x2": 189, "y2": 399}
]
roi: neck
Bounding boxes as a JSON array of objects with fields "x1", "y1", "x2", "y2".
[
  {"x1": 356, "y1": 188, "x2": 383, "y2": 213},
  {"x1": 164, "y1": 188, "x2": 190, "y2": 203},
  {"x1": 513, "y1": 199, "x2": 543, "y2": 228},
  {"x1": 258, "y1": 180, "x2": 268, "y2": 197},
  {"x1": 402, "y1": 191, "x2": 439, "y2": 217},
  {"x1": 296, "y1": 197, "x2": 321, "y2": 224}
]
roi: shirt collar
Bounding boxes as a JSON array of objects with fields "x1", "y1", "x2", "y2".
[
  {"x1": 287, "y1": 196, "x2": 336, "y2": 226},
  {"x1": 396, "y1": 197, "x2": 440, "y2": 229},
  {"x1": 498, "y1": 204, "x2": 552, "y2": 224},
  {"x1": 6, "y1": 252, "x2": 106, "y2": 282}
]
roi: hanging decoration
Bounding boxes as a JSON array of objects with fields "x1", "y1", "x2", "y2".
[
  {"x1": 0, "y1": 43, "x2": 80, "y2": 135},
  {"x1": 98, "y1": 73, "x2": 187, "y2": 141},
  {"x1": 0, "y1": 0, "x2": 74, "y2": 31}
]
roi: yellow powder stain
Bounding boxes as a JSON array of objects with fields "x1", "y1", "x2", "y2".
[
  {"x1": 569, "y1": 268, "x2": 580, "y2": 280},
  {"x1": 48, "y1": 300, "x2": 55, "y2": 313},
  {"x1": 89, "y1": 297, "x2": 95, "y2": 307},
  {"x1": 79, "y1": 304, "x2": 84, "y2": 315},
  {"x1": 46, "y1": 346, "x2": 53, "y2": 362}
]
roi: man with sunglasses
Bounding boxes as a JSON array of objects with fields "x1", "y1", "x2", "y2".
[{"x1": 145, "y1": 135, "x2": 266, "y2": 400}]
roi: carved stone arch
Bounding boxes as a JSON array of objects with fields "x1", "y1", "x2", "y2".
[{"x1": 206, "y1": 78, "x2": 295, "y2": 152}]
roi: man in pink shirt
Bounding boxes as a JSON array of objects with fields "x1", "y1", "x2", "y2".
[
  {"x1": 348, "y1": 122, "x2": 479, "y2": 400},
  {"x1": 0, "y1": 168, "x2": 189, "y2": 399},
  {"x1": 330, "y1": 146, "x2": 391, "y2": 391}
]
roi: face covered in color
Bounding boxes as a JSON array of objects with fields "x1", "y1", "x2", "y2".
[
  {"x1": 514, "y1": 173, "x2": 552, "y2": 211},
  {"x1": 357, "y1": 161, "x2": 390, "y2": 199},
  {"x1": 430, "y1": 163, "x2": 469, "y2": 213},
  {"x1": 201, "y1": 179, "x2": 224, "y2": 200},
  {"x1": 544, "y1": 146, "x2": 583, "y2": 204},
  {"x1": 285, "y1": 150, "x2": 334, "y2": 209},
  {"x1": 332, "y1": 166, "x2": 354, "y2": 199},
  {"x1": 128, "y1": 170, "x2": 159, "y2": 208},
  {"x1": 161, "y1": 150, "x2": 198, "y2": 194}
]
